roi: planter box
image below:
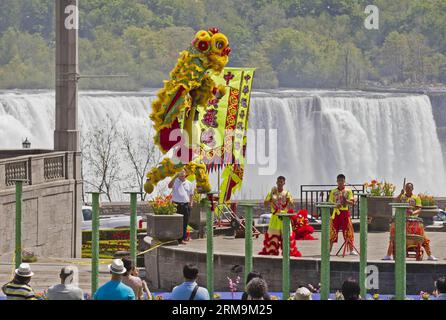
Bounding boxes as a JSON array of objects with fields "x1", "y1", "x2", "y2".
[
  {"x1": 419, "y1": 206, "x2": 439, "y2": 226},
  {"x1": 146, "y1": 213, "x2": 183, "y2": 242},
  {"x1": 367, "y1": 196, "x2": 394, "y2": 231},
  {"x1": 189, "y1": 205, "x2": 207, "y2": 238}
]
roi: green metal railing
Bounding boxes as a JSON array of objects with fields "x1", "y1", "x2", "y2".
[
  {"x1": 390, "y1": 203, "x2": 410, "y2": 300},
  {"x1": 316, "y1": 202, "x2": 336, "y2": 300},
  {"x1": 12, "y1": 179, "x2": 27, "y2": 268}
]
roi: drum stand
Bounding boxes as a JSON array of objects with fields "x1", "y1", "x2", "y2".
[{"x1": 336, "y1": 238, "x2": 360, "y2": 257}]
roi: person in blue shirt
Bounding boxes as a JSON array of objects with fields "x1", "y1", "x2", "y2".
[
  {"x1": 170, "y1": 264, "x2": 210, "y2": 300},
  {"x1": 94, "y1": 259, "x2": 135, "y2": 300}
]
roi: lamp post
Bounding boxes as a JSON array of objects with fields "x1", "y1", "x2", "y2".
[{"x1": 22, "y1": 138, "x2": 31, "y2": 149}]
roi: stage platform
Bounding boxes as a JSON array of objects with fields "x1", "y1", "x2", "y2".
[{"x1": 144, "y1": 230, "x2": 446, "y2": 295}]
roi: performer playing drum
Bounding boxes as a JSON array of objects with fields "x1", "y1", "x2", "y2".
[{"x1": 383, "y1": 182, "x2": 437, "y2": 261}]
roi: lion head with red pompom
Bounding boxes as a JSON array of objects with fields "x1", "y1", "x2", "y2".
[{"x1": 191, "y1": 27, "x2": 231, "y2": 73}]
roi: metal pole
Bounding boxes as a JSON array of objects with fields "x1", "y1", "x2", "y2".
[
  {"x1": 281, "y1": 214, "x2": 293, "y2": 300},
  {"x1": 317, "y1": 203, "x2": 336, "y2": 300},
  {"x1": 206, "y1": 193, "x2": 216, "y2": 299},
  {"x1": 90, "y1": 192, "x2": 100, "y2": 296},
  {"x1": 359, "y1": 194, "x2": 368, "y2": 299},
  {"x1": 244, "y1": 205, "x2": 253, "y2": 285},
  {"x1": 129, "y1": 193, "x2": 138, "y2": 264},
  {"x1": 390, "y1": 203, "x2": 409, "y2": 300},
  {"x1": 14, "y1": 180, "x2": 24, "y2": 269}
]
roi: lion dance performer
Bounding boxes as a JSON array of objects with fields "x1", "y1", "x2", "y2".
[
  {"x1": 291, "y1": 209, "x2": 317, "y2": 241},
  {"x1": 259, "y1": 176, "x2": 301, "y2": 257},
  {"x1": 382, "y1": 182, "x2": 437, "y2": 261},
  {"x1": 329, "y1": 174, "x2": 357, "y2": 255},
  {"x1": 144, "y1": 27, "x2": 231, "y2": 195}
]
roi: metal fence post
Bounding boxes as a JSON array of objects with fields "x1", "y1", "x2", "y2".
[
  {"x1": 206, "y1": 192, "x2": 217, "y2": 299},
  {"x1": 281, "y1": 214, "x2": 294, "y2": 300},
  {"x1": 88, "y1": 192, "x2": 101, "y2": 297},
  {"x1": 316, "y1": 202, "x2": 336, "y2": 300},
  {"x1": 124, "y1": 191, "x2": 141, "y2": 265},
  {"x1": 243, "y1": 204, "x2": 254, "y2": 285},
  {"x1": 359, "y1": 194, "x2": 368, "y2": 298},
  {"x1": 12, "y1": 179, "x2": 27, "y2": 269},
  {"x1": 390, "y1": 203, "x2": 409, "y2": 300}
]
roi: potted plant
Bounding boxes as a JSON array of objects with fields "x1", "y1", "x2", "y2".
[
  {"x1": 364, "y1": 180, "x2": 396, "y2": 231},
  {"x1": 418, "y1": 193, "x2": 439, "y2": 226},
  {"x1": 146, "y1": 195, "x2": 183, "y2": 243}
]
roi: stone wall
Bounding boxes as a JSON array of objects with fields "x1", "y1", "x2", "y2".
[
  {"x1": 144, "y1": 244, "x2": 446, "y2": 294},
  {"x1": 0, "y1": 151, "x2": 82, "y2": 258}
]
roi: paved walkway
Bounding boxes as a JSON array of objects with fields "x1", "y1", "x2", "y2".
[{"x1": 174, "y1": 230, "x2": 446, "y2": 264}]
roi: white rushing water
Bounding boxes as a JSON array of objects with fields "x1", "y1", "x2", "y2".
[{"x1": 0, "y1": 90, "x2": 444, "y2": 200}]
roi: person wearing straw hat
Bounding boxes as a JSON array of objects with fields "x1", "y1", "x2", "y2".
[
  {"x1": 93, "y1": 259, "x2": 135, "y2": 300},
  {"x1": 1, "y1": 263, "x2": 36, "y2": 300}
]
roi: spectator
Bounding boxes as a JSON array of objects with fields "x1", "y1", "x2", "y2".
[
  {"x1": 47, "y1": 266, "x2": 84, "y2": 300},
  {"x1": 1, "y1": 263, "x2": 36, "y2": 300},
  {"x1": 434, "y1": 276, "x2": 446, "y2": 300},
  {"x1": 293, "y1": 286, "x2": 312, "y2": 300},
  {"x1": 241, "y1": 271, "x2": 271, "y2": 300},
  {"x1": 170, "y1": 264, "x2": 210, "y2": 300},
  {"x1": 341, "y1": 278, "x2": 361, "y2": 300},
  {"x1": 94, "y1": 259, "x2": 135, "y2": 300},
  {"x1": 246, "y1": 278, "x2": 268, "y2": 300},
  {"x1": 121, "y1": 257, "x2": 152, "y2": 300}
]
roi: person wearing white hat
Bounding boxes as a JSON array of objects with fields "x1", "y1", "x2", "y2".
[
  {"x1": 47, "y1": 266, "x2": 84, "y2": 300},
  {"x1": 1, "y1": 263, "x2": 36, "y2": 300},
  {"x1": 93, "y1": 259, "x2": 135, "y2": 300}
]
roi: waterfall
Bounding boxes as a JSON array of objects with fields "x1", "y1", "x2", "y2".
[{"x1": 1, "y1": 90, "x2": 444, "y2": 200}]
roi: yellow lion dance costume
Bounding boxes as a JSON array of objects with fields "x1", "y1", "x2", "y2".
[{"x1": 144, "y1": 27, "x2": 231, "y2": 194}]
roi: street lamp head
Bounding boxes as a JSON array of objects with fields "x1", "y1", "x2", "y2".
[{"x1": 22, "y1": 137, "x2": 31, "y2": 149}]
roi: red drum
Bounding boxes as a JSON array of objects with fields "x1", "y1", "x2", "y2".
[{"x1": 390, "y1": 217, "x2": 424, "y2": 244}]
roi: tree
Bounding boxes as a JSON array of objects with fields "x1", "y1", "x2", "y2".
[
  {"x1": 82, "y1": 115, "x2": 121, "y2": 201},
  {"x1": 121, "y1": 130, "x2": 162, "y2": 201}
]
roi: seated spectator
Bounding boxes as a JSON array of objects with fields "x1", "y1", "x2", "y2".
[
  {"x1": 341, "y1": 278, "x2": 361, "y2": 300},
  {"x1": 170, "y1": 264, "x2": 210, "y2": 300},
  {"x1": 293, "y1": 286, "x2": 312, "y2": 300},
  {"x1": 246, "y1": 278, "x2": 268, "y2": 300},
  {"x1": 47, "y1": 266, "x2": 84, "y2": 300},
  {"x1": 121, "y1": 257, "x2": 152, "y2": 300},
  {"x1": 1, "y1": 263, "x2": 36, "y2": 300},
  {"x1": 241, "y1": 271, "x2": 271, "y2": 300},
  {"x1": 434, "y1": 276, "x2": 446, "y2": 300},
  {"x1": 94, "y1": 259, "x2": 135, "y2": 300}
]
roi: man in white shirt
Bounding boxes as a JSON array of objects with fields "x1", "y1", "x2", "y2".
[{"x1": 168, "y1": 170, "x2": 194, "y2": 244}]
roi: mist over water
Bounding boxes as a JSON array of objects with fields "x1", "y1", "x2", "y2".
[{"x1": 1, "y1": 90, "x2": 444, "y2": 200}]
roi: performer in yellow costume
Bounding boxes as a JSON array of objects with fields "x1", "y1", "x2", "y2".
[
  {"x1": 329, "y1": 174, "x2": 357, "y2": 255},
  {"x1": 383, "y1": 182, "x2": 437, "y2": 261},
  {"x1": 259, "y1": 176, "x2": 301, "y2": 257}
]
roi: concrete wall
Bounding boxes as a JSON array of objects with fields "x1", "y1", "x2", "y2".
[
  {"x1": 145, "y1": 244, "x2": 446, "y2": 294},
  {"x1": 97, "y1": 202, "x2": 153, "y2": 216},
  {"x1": 0, "y1": 151, "x2": 82, "y2": 258}
]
